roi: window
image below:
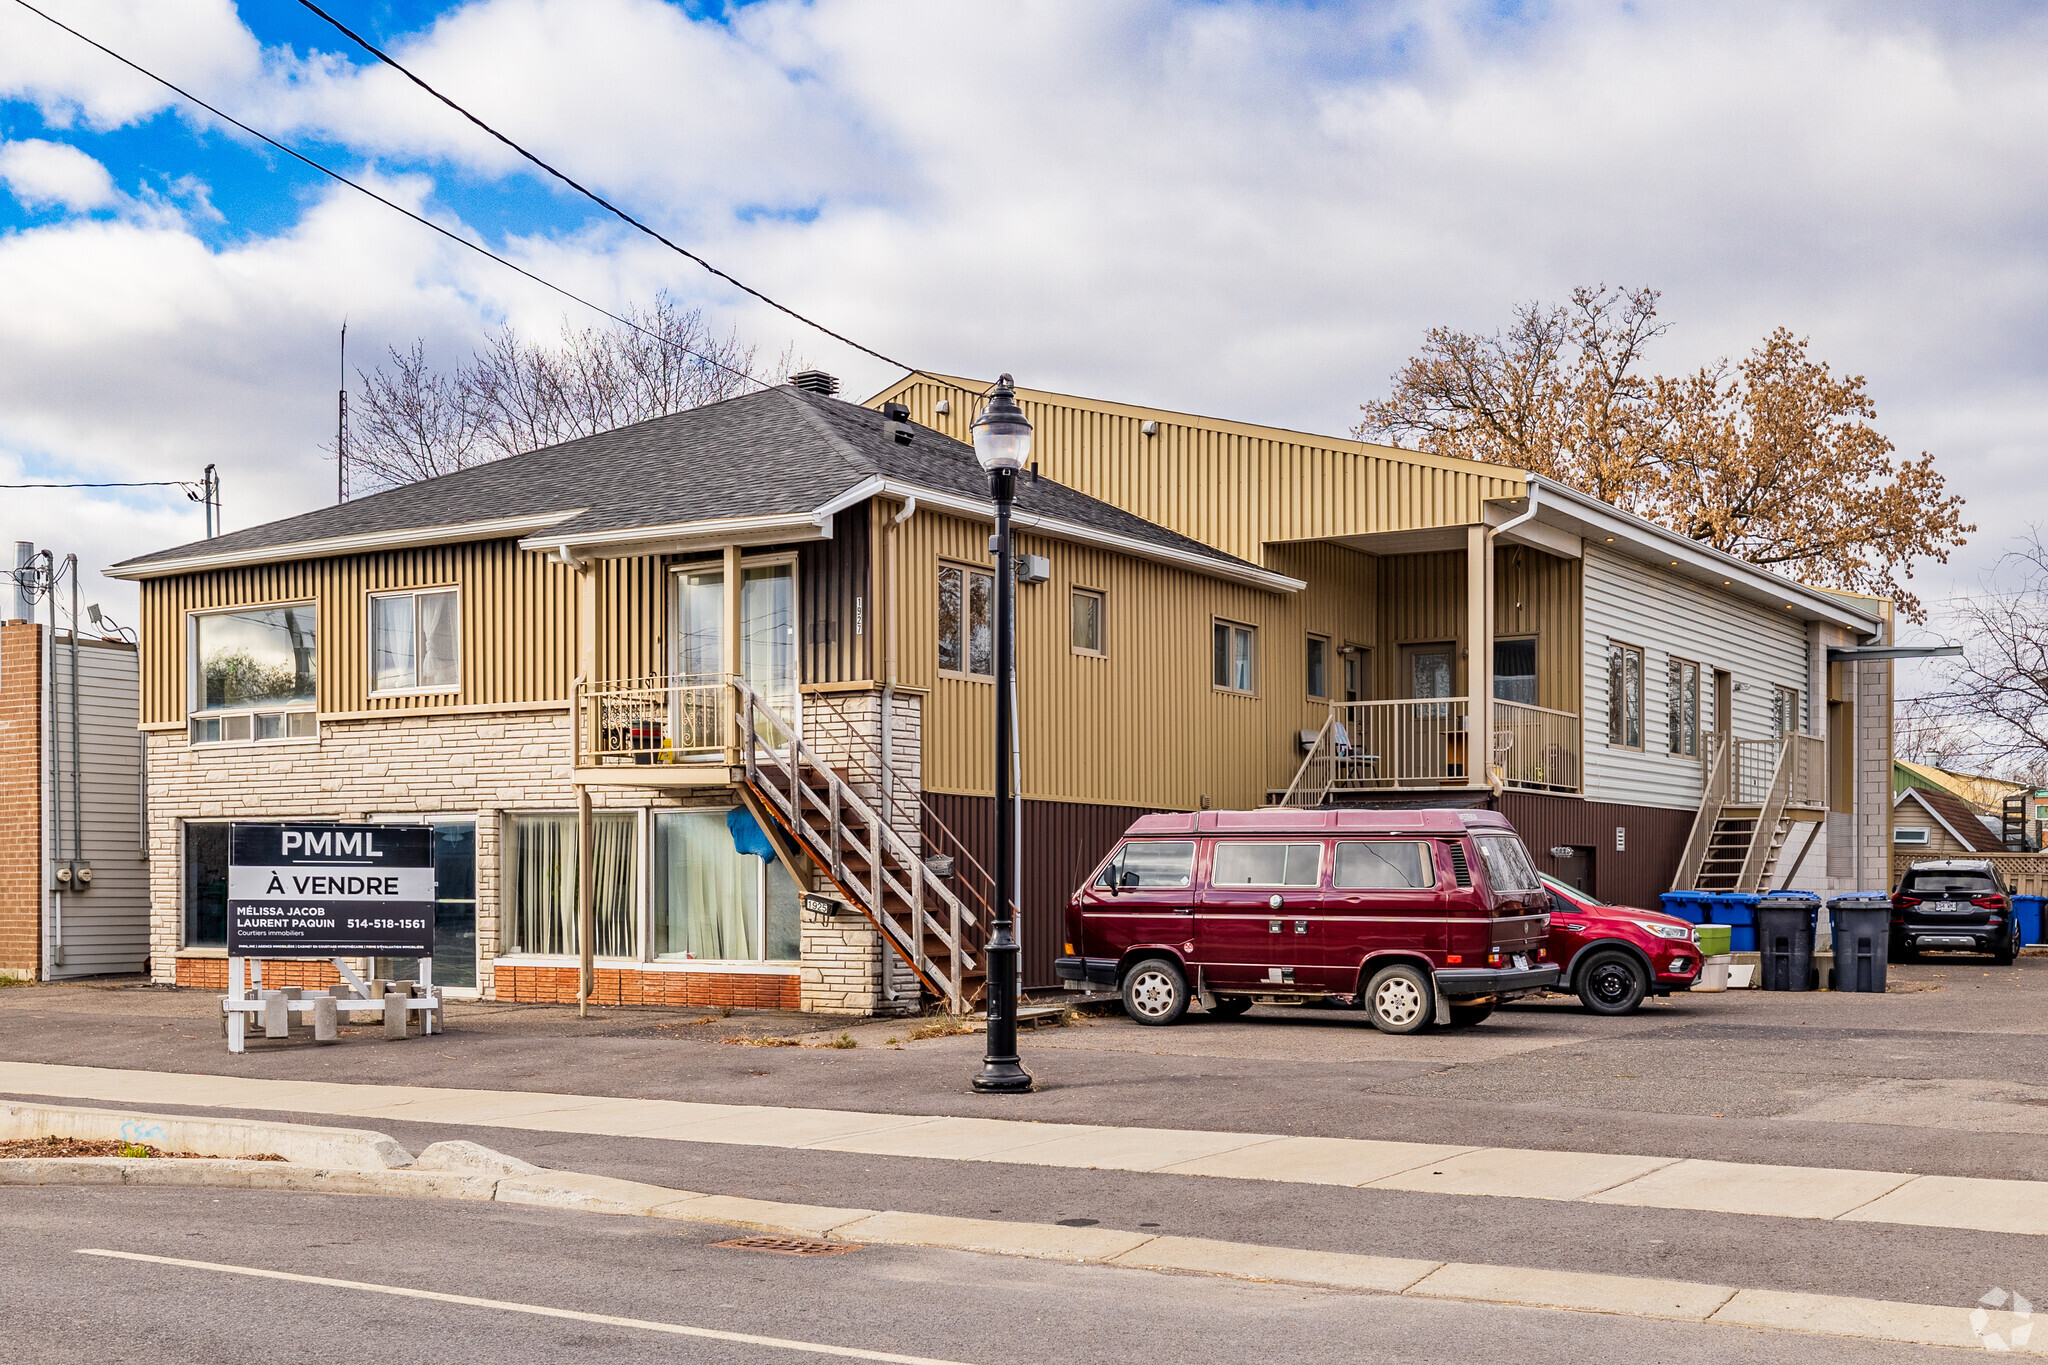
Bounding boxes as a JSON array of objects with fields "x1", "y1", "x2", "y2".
[
  {"x1": 505, "y1": 811, "x2": 638, "y2": 957},
  {"x1": 1213, "y1": 620, "x2": 1256, "y2": 693},
  {"x1": 374, "y1": 821, "x2": 479, "y2": 991},
  {"x1": 1473, "y1": 833, "x2": 1542, "y2": 894},
  {"x1": 1334, "y1": 841, "x2": 1436, "y2": 889},
  {"x1": 653, "y1": 809, "x2": 801, "y2": 962},
  {"x1": 370, "y1": 588, "x2": 460, "y2": 693},
  {"x1": 938, "y1": 563, "x2": 994, "y2": 677},
  {"x1": 1211, "y1": 842, "x2": 1322, "y2": 887},
  {"x1": 1773, "y1": 685, "x2": 1801, "y2": 739},
  {"x1": 1095, "y1": 841, "x2": 1195, "y2": 890},
  {"x1": 1606, "y1": 642, "x2": 1644, "y2": 748},
  {"x1": 183, "y1": 823, "x2": 229, "y2": 947},
  {"x1": 1342, "y1": 648, "x2": 1364, "y2": 703},
  {"x1": 1071, "y1": 588, "x2": 1104, "y2": 656},
  {"x1": 1306, "y1": 635, "x2": 1329, "y2": 699},
  {"x1": 1898, "y1": 867, "x2": 1999, "y2": 896},
  {"x1": 189, "y1": 604, "x2": 318, "y2": 744},
  {"x1": 1667, "y1": 658, "x2": 1701, "y2": 757},
  {"x1": 1494, "y1": 638, "x2": 1537, "y2": 705},
  {"x1": 1894, "y1": 827, "x2": 1931, "y2": 846}
]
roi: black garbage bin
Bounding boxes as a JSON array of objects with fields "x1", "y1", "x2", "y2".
[
  {"x1": 1828, "y1": 894, "x2": 1893, "y2": 993},
  {"x1": 1756, "y1": 892, "x2": 1820, "y2": 991}
]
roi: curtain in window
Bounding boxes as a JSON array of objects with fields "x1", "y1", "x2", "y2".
[
  {"x1": 371, "y1": 595, "x2": 415, "y2": 691},
  {"x1": 417, "y1": 591, "x2": 460, "y2": 688},
  {"x1": 654, "y1": 810, "x2": 759, "y2": 960},
  {"x1": 509, "y1": 812, "x2": 635, "y2": 957}
]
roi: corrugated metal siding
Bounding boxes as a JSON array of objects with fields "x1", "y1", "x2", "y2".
[
  {"x1": 1581, "y1": 542, "x2": 1809, "y2": 812},
  {"x1": 923, "y1": 792, "x2": 1161, "y2": 989},
  {"x1": 901, "y1": 505, "x2": 1375, "y2": 810},
  {"x1": 1496, "y1": 544, "x2": 1582, "y2": 714},
  {"x1": 47, "y1": 637, "x2": 148, "y2": 977},
  {"x1": 1497, "y1": 791, "x2": 1696, "y2": 911},
  {"x1": 798, "y1": 507, "x2": 873, "y2": 685},
  {"x1": 140, "y1": 539, "x2": 578, "y2": 725},
  {"x1": 874, "y1": 377, "x2": 1526, "y2": 565},
  {"x1": 1376, "y1": 551, "x2": 1466, "y2": 696}
]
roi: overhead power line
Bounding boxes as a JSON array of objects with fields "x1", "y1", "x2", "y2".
[
  {"x1": 7, "y1": 0, "x2": 771, "y2": 394},
  {"x1": 296, "y1": 0, "x2": 934, "y2": 382},
  {"x1": 1, "y1": 479, "x2": 201, "y2": 490}
]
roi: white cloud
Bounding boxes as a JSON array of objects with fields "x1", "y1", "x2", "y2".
[
  {"x1": 0, "y1": 138, "x2": 120, "y2": 212},
  {"x1": 0, "y1": 0, "x2": 261, "y2": 131},
  {"x1": 6, "y1": 0, "x2": 2048, "y2": 625}
]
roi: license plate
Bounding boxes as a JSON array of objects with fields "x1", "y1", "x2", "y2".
[{"x1": 1511, "y1": 953, "x2": 1530, "y2": 971}]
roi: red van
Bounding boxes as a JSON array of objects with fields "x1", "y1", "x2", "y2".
[{"x1": 1056, "y1": 808, "x2": 1559, "y2": 1033}]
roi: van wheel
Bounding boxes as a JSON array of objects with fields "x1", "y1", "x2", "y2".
[
  {"x1": 1363, "y1": 964, "x2": 1433, "y2": 1034},
  {"x1": 1122, "y1": 959, "x2": 1189, "y2": 1026},
  {"x1": 1577, "y1": 950, "x2": 1647, "y2": 1015},
  {"x1": 1448, "y1": 1001, "x2": 1495, "y2": 1026},
  {"x1": 1208, "y1": 995, "x2": 1253, "y2": 1019}
]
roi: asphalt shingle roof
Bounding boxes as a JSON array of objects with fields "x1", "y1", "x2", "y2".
[{"x1": 115, "y1": 387, "x2": 1251, "y2": 573}]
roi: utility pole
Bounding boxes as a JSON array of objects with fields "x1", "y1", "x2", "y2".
[{"x1": 337, "y1": 319, "x2": 349, "y2": 504}]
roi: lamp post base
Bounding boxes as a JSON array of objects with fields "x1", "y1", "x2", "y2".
[{"x1": 972, "y1": 1058, "x2": 1034, "y2": 1093}]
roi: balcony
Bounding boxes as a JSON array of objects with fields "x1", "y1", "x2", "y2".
[
  {"x1": 1278, "y1": 698, "x2": 1583, "y2": 806},
  {"x1": 574, "y1": 674, "x2": 734, "y2": 778}
]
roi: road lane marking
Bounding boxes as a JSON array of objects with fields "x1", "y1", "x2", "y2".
[
  {"x1": 12, "y1": 1061, "x2": 2048, "y2": 1236},
  {"x1": 75, "y1": 1249, "x2": 982, "y2": 1365}
]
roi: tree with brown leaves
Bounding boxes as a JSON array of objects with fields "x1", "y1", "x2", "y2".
[{"x1": 1359, "y1": 287, "x2": 1971, "y2": 619}]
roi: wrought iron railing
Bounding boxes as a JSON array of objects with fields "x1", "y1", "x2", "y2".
[{"x1": 574, "y1": 674, "x2": 730, "y2": 767}]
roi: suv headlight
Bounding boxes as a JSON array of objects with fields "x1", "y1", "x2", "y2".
[{"x1": 1634, "y1": 921, "x2": 1693, "y2": 941}]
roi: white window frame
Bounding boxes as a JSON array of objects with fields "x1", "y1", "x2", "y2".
[
  {"x1": 1071, "y1": 587, "x2": 1106, "y2": 658},
  {"x1": 1893, "y1": 826, "x2": 1931, "y2": 846},
  {"x1": 367, "y1": 585, "x2": 462, "y2": 697},
  {"x1": 186, "y1": 601, "x2": 320, "y2": 748},
  {"x1": 1213, "y1": 619, "x2": 1257, "y2": 696},
  {"x1": 937, "y1": 560, "x2": 997, "y2": 681}
]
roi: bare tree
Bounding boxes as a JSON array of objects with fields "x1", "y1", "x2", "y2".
[
  {"x1": 337, "y1": 295, "x2": 788, "y2": 492},
  {"x1": 1360, "y1": 288, "x2": 1972, "y2": 619},
  {"x1": 1915, "y1": 531, "x2": 2048, "y2": 784},
  {"x1": 1891, "y1": 694, "x2": 1985, "y2": 773}
]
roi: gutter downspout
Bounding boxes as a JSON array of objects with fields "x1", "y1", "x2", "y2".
[
  {"x1": 68, "y1": 554, "x2": 81, "y2": 890},
  {"x1": 1491, "y1": 474, "x2": 1541, "y2": 542},
  {"x1": 42, "y1": 552, "x2": 60, "y2": 976}
]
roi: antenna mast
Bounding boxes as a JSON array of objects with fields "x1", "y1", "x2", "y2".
[{"x1": 337, "y1": 319, "x2": 349, "y2": 503}]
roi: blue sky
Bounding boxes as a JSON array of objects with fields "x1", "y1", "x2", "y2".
[{"x1": 2, "y1": 0, "x2": 2046, "y2": 644}]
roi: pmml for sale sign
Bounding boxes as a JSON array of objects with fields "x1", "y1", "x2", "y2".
[{"x1": 228, "y1": 824, "x2": 436, "y2": 958}]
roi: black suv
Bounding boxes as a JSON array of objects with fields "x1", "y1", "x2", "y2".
[{"x1": 1891, "y1": 860, "x2": 2021, "y2": 964}]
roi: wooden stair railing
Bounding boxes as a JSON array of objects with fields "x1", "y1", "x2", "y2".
[
  {"x1": 1736, "y1": 735, "x2": 1798, "y2": 893},
  {"x1": 1672, "y1": 732, "x2": 1732, "y2": 890},
  {"x1": 1278, "y1": 709, "x2": 1339, "y2": 808},
  {"x1": 732, "y1": 677, "x2": 983, "y2": 1013}
]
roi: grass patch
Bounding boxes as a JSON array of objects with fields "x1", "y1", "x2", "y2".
[
  {"x1": 720, "y1": 1036, "x2": 801, "y2": 1048},
  {"x1": 0, "y1": 1135, "x2": 285, "y2": 1160},
  {"x1": 829, "y1": 1033, "x2": 857, "y2": 1049},
  {"x1": 909, "y1": 1016, "x2": 974, "y2": 1041}
]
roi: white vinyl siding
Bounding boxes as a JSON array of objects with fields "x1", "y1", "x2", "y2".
[{"x1": 1582, "y1": 542, "x2": 1808, "y2": 812}]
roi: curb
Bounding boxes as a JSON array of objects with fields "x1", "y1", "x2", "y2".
[
  {"x1": 1, "y1": 1101, "x2": 412, "y2": 1170},
  {"x1": 7, "y1": 1153, "x2": 2042, "y2": 1355}
]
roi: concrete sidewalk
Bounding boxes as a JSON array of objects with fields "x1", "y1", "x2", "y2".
[{"x1": 6, "y1": 1060, "x2": 2047, "y2": 1238}]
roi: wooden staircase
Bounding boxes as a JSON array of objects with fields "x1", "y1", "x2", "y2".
[
  {"x1": 1673, "y1": 732, "x2": 1823, "y2": 892},
  {"x1": 732, "y1": 678, "x2": 986, "y2": 1013}
]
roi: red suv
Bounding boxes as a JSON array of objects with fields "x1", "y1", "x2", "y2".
[
  {"x1": 1538, "y1": 874, "x2": 1702, "y2": 1014},
  {"x1": 1056, "y1": 808, "x2": 1559, "y2": 1033}
]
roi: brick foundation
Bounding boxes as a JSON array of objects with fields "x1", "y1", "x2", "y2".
[
  {"x1": 174, "y1": 956, "x2": 345, "y2": 991},
  {"x1": 0, "y1": 621, "x2": 43, "y2": 980},
  {"x1": 495, "y1": 964, "x2": 800, "y2": 1009}
]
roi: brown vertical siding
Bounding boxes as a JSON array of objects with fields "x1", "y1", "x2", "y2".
[
  {"x1": 798, "y1": 506, "x2": 873, "y2": 685},
  {"x1": 923, "y1": 792, "x2": 1162, "y2": 989},
  {"x1": 1496, "y1": 791, "x2": 1695, "y2": 911}
]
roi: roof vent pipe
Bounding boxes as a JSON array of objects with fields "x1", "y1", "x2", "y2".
[{"x1": 790, "y1": 370, "x2": 840, "y2": 396}]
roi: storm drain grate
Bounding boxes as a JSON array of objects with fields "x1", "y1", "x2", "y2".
[{"x1": 711, "y1": 1236, "x2": 861, "y2": 1257}]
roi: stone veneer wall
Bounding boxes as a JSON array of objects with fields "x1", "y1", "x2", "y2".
[{"x1": 145, "y1": 694, "x2": 925, "y2": 1015}]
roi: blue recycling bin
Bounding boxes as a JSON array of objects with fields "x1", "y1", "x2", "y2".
[
  {"x1": 2015, "y1": 895, "x2": 2044, "y2": 947},
  {"x1": 1659, "y1": 892, "x2": 1715, "y2": 924}
]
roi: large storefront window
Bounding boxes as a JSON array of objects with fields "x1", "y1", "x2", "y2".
[
  {"x1": 652, "y1": 810, "x2": 801, "y2": 962},
  {"x1": 505, "y1": 812, "x2": 637, "y2": 957},
  {"x1": 378, "y1": 821, "x2": 478, "y2": 991},
  {"x1": 183, "y1": 823, "x2": 229, "y2": 947},
  {"x1": 189, "y1": 604, "x2": 318, "y2": 744}
]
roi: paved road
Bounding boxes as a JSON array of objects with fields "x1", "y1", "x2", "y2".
[
  {"x1": 0, "y1": 1187, "x2": 1976, "y2": 1364},
  {"x1": 5, "y1": 961, "x2": 2046, "y2": 1350}
]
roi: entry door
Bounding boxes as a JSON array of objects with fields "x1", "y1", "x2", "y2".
[
  {"x1": 1713, "y1": 669, "x2": 1733, "y2": 749},
  {"x1": 1402, "y1": 644, "x2": 1461, "y2": 778},
  {"x1": 741, "y1": 562, "x2": 798, "y2": 717},
  {"x1": 1195, "y1": 840, "x2": 1325, "y2": 992},
  {"x1": 670, "y1": 561, "x2": 800, "y2": 736}
]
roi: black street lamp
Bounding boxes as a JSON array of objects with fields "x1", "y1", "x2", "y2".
[{"x1": 970, "y1": 374, "x2": 1034, "y2": 1094}]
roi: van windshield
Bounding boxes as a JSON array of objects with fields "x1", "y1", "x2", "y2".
[
  {"x1": 1474, "y1": 833, "x2": 1542, "y2": 895},
  {"x1": 1099, "y1": 841, "x2": 1195, "y2": 889}
]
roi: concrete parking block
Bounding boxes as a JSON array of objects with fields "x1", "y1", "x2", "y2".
[
  {"x1": 1587, "y1": 1159, "x2": 1915, "y2": 1220},
  {"x1": 1712, "y1": 1288, "x2": 2044, "y2": 1353},
  {"x1": 495, "y1": 1171, "x2": 705, "y2": 1215},
  {"x1": 1409, "y1": 1262, "x2": 1737, "y2": 1321},
  {"x1": 1839, "y1": 1174, "x2": 2048, "y2": 1235},
  {"x1": 1160, "y1": 1135, "x2": 1476, "y2": 1186},
  {"x1": 1367, "y1": 1147, "x2": 1679, "y2": 1201},
  {"x1": 974, "y1": 1126, "x2": 1270, "y2": 1172},
  {"x1": 835, "y1": 1210, "x2": 1154, "y2": 1262},
  {"x1": 1113, "y1": 1235, "x2": 1440, "y2": 1291},
  {"x1": 649, "y1": 1194, "x2": 878, "y2": 1238},
  {"x1": 808, "y1": 1116, "x2": 1101, "y2": 1161}
]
